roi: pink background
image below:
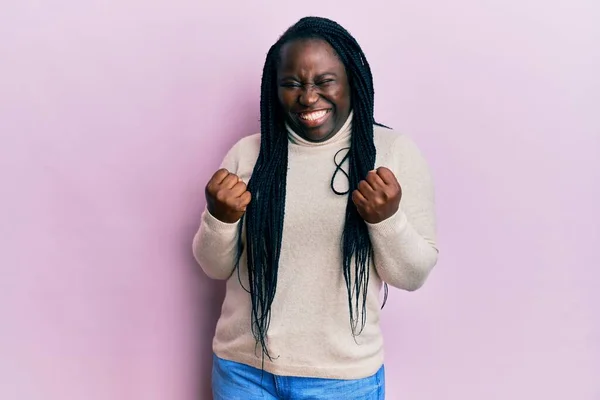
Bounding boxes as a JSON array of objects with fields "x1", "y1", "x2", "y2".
[{"x1": 1, "y1": 1, "x2": 598, "y2": 399}]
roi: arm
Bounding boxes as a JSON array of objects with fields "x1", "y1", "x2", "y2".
[
  {"x1": 359, "y1": 135, "x2": 439, "y2": 291},
  {"x1": 192, "y1": 209, "x2": 241, "y2": 280},
  {"x1": 192, "y1": 142, "x2": 244, "y2": 280},
  {"x1": 367, "y1": 208, "x2": 438, "y2": 291}
]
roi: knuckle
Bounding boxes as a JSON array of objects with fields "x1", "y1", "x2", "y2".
[
  {"x1": 207, "y1": 185, "x2": 219, "y2": 197},
  {"x1": 215, "y1": 190, "x2": 228, "y2": 203}
]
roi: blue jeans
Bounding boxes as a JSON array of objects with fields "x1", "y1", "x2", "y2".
[{"x1": 212, "y1": 354, "x2": 385, "y2": 399}]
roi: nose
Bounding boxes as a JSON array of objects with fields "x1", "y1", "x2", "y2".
[{"x1": 298, "y1": 84, "x2": 319, "y2": 106}]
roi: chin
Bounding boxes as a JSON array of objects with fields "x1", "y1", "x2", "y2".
[
  {"x1": 303, "y1": 124, "x2": 337, "y2": 142},
  {"x1": 300, "y1": 130, "x2": 327, "y2": 142}
]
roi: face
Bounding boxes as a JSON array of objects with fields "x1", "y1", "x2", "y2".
[{"x1": 277, "y1": 38, "x2": 351, "y2": 142}]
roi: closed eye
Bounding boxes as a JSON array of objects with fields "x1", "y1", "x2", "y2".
[{"x1": 280, "y1": 82, "x2": 302, "y2": 88}]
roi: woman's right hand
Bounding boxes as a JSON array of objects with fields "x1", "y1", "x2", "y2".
[{"x1": 205, "y1": 169, "x2": 252, "y2": 223}]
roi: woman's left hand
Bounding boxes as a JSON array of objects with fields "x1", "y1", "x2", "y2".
[{"x1": 352, "y1": 167, "x2": 402, "y2": 224}]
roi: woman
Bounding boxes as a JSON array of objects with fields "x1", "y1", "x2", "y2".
[{"x1": 193, "y1": 16, "x2": 438, "y2": 400}]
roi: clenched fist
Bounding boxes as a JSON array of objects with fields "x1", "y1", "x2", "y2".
[
  {"x1": 352, "y1": 167, "x2": 402, "y2": 224},
  {"x1": 205, "y1": 168, "x2": 251, "y2": 223}
]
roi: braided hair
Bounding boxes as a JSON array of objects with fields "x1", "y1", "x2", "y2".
[{"x1": 236, "y1": 16, "x2": 388, "y2": 360}]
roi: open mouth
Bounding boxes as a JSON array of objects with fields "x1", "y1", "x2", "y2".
[{"x1": 296, "y1": 109, "x2": 331, "y2": 127}]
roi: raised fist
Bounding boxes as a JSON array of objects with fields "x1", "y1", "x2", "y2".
[
  {"x1": 352, "y1": 167, "x2": 402, "y2": 224},
  {"x1": 205, "y1": 169, "x2": 251, "y2": 223}
]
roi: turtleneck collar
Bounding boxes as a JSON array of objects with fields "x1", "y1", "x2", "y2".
[{"x1": 286, "y1": 111, "x2": 353, "y2": 147}]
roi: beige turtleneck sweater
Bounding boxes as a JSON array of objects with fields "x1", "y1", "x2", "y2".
[{"x1": 192, "y1": 113, "x2": 438, "y2": 379}]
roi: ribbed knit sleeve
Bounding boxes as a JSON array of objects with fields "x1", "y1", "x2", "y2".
[
  {"x1": 192, "y1": 139, "x2": 243, "y2": 280},
  {"x1": 367, "y1": 134, "x2": 439, "y2": 290}
]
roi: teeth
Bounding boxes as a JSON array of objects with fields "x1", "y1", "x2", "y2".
[{"x1": 299, "y1": 110, "x2": 328, "y2": 121}]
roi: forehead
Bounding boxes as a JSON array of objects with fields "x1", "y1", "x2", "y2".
[{"x1": 277, "y1": 38, "x2": 344, "y2": 75}]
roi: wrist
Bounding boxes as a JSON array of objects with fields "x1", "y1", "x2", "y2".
[
  {"x1": 206, "y1": 204, "x2": 241, "y2": 224},
  {"x1": 203, "y1": 208, "x2": 241, "y2": 231},
  {"x1": 365, "y1": 208, "x2": 408, "y2": 236}
]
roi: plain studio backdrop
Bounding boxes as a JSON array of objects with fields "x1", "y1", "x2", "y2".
[{"x1": 1, "y1": 1, "x2": 598, "y2": 399}]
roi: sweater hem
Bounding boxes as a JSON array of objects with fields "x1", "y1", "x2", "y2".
[{"x1": 213, "y1": 348, "x2": 384, "y2": 380}]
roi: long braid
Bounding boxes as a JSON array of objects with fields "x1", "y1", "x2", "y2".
[{"x1": 237, "y1": 16, "x2": 389, "y2": 360}]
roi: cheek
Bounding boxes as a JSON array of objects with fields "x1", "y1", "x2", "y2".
[
  {"x1": 277, "y1": 90, "x2": 294, "y2": 111},
  {"x1": 332, "y1": 87, "x2": 351, "y2": 111},
  {"x1": 341, "y1": 82, "x2": 351, "y2": 105},
  {"x1": 328, "y1": 81, "x2": 350, "y2": 106}
]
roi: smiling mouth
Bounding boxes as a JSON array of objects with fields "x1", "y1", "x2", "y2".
[{"x1": 297, "y1": 109, "x2": 331, "y2": 123}]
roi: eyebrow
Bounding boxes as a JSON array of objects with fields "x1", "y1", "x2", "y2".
[
  {"x1": 316, "y1": 72, "x2": 338, "y2": 79},
  {"x1": 279, "y1": 72, "x2": 338, "y2": 81}
]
